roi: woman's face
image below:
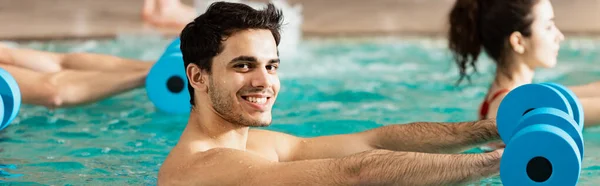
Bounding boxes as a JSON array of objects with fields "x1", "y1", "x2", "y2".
[{"x1": 522, "y1": 0, "x2": 565, "y2": 68}]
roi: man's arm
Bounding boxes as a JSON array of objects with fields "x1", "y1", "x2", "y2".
[
  {"x1": 267, "y1": 119, "x2": 499, "y2": 162},
  {"x1": 362, "y1": 119, "x2": 499, "y2": 153},
  {"x1": 158, "y1": 148, "x2": 502, "y2": 186}
]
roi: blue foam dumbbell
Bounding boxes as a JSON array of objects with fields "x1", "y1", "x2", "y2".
[
  {"x1": 497, "y1": 83, "x2": 584, "y2": 186},
  {"x1": 146, "y1": 37, "x2": 192, "y2": 114},
  {"x1": 541, "y1": 82, "x2": 584, "y2": 129},
  {"x1": 0, "y1": 68, "x2": 21, "y2": 131}
]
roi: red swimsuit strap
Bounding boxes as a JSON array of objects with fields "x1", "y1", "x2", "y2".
[{"x1": 479, "y1": 89, "x2": 510, "y2": 119}]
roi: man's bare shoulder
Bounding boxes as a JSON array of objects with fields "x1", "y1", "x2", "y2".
[
  {"x1": 248, "y1": 129, "x2": 302, "y2": 148},
  {"x1": 249, "y1": 128, "x2": 297, "y2": 137},
  {"x1": 248, "y1": 129, "x2": 303, "y2": 162},
  {"x1": 158, "y1": 147, "x2": 272, "y2": 185}
]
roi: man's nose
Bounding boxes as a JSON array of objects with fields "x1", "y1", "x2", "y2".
[{"x1": 250, "y1": 67, "x2": 272, "y2": 88}]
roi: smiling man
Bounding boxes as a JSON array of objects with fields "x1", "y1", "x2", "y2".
[{"x1": 158, "y1": 2, "x2": 504, "y2": 185}]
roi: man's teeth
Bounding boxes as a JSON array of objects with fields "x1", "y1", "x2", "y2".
[{"x1": 246, "y1": 97, "x2": 267, "y2": 104}]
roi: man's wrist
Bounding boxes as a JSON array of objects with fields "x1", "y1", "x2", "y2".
[
  {"x1": 480, "y1": 118, "x2": 501, "y2": 142},
  {"x1": 479, "y1": 149, "x2": 503, "y2": 177}
]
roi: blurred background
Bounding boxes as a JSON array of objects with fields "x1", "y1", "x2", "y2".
[{"x1": 2, "y1": 0, "x2": 599, "y2": 40}]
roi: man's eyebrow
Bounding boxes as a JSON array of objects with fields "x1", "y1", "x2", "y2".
[
  {"x1": 229, "y1": 56, "x2": 257, "y2": 63},
  {"x1": 269, "y1": 59, "x2": 280, "y2": 64},
  {"x1": 228, "y1": 56, "x2": 280, "y2": 64}
]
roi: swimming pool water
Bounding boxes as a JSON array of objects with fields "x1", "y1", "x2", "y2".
[{"x1": 2, "y1": 35, "x2": 600, "y2": 185}]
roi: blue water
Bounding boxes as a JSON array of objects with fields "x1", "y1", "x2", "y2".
[{"x1": 2, "y1": 35, "x2": 600, "y2": 185}]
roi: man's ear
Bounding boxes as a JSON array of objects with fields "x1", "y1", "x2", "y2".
[{"x1": 186, "y1": 63, "x2": 207, "y2": 92}]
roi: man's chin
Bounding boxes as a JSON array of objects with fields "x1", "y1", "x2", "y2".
[
  {"x1": 238, "y1": 115, "x2": 272, "y2": 127},
  {"x1": 245, "y1": 113, "x2": 271, "y2": 123},
  {"x1": 251, "y1": 118, "x2": 272, "y2": 127},
  {"x1": 243, "y1": 122, "x2": 271, "y2": 128},
  {"x1": 250, "y1": 123, "x2": 271, "y2": 127}
]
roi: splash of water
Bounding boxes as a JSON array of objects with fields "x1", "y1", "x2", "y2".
[{"x1": 194, "y1": 0, "x2": 303, "y2": 59}]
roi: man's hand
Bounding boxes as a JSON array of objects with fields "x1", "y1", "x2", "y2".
[{"x1": 480, "y1": 141, "x2": 506, "y2": 152}]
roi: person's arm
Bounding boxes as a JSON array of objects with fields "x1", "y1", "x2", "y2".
[
  {"x1": 0, "y1": 64, "x2": 147, "y2": 109},
  {"x1": 567, "y1": 82, "x2": 600, "y2": 127},
  {"x1": 580, "y1": 97, "x2": 600, "y2": 128},
  {"x1": 158, "y1": 148, "x2": 502, "y2": 186},
  {"x1": 482, "y1": 95, "x2": 508, "y2": 149},
  {"x1": 485, "y1": 90, "x2": 600, "y2": 128},
  {"x1": 0, "y1": 44, "x2": 152, "y2": 73},
  {"x1": 253, "y1": 119, "x2": 499, "y2": 162},
  {"x1": 569, "y1": 81, "x2": 600, "y2": 98},
  {"x1": 362, "y1": 119, "x2": 499, "y2": 153}
]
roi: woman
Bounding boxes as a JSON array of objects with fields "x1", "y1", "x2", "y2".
[
  {"x1": 0, "y1": 44, "x2": 153, "y2": 109},
  {"x1": 447, "y1": 0, "x2": 600, "y2": 149}
]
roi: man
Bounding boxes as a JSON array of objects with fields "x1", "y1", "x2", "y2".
[
  {"x1": 0, "y1": 43, "x2": 152, "y2": 109},
  {"x1": 158, "y1": 2, "x2": 503, "y2": 185}
]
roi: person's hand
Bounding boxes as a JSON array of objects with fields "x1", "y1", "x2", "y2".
[
  {"x1": 473, "y1": 147, "x2": 504, "y2": 178},
  {"x1": 491, "y1": 147, "x2": 504, "y2": 157},
  {"x1": 487, "y1": 141, "x2": 506, "y2": 149},
  {"x1": 479, "y1": 141, "x2": 506, "y2": 152}
]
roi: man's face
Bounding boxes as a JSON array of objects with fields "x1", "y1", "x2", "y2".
[{"x1": 200, "y1": 29, "x2": 280, "y2": 127}]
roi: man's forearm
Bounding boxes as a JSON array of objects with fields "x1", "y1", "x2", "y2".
[
  {"x1": 368, "y1": 119, "x2": 500, "y2": 153},
  {"x1": 343, "y1": 149, "x2": 501, "y2": 186}
]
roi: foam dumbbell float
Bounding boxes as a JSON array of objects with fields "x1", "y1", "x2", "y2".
[
  {"x1": 146, "y1": 37, "x2": 192, "y2": 114},
  {"x1": 0, "y1": 68, "x2": 21, "y2": 131},
  {"x1": 497, "y1": 82, "x2": 584, "y2": 186}
]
